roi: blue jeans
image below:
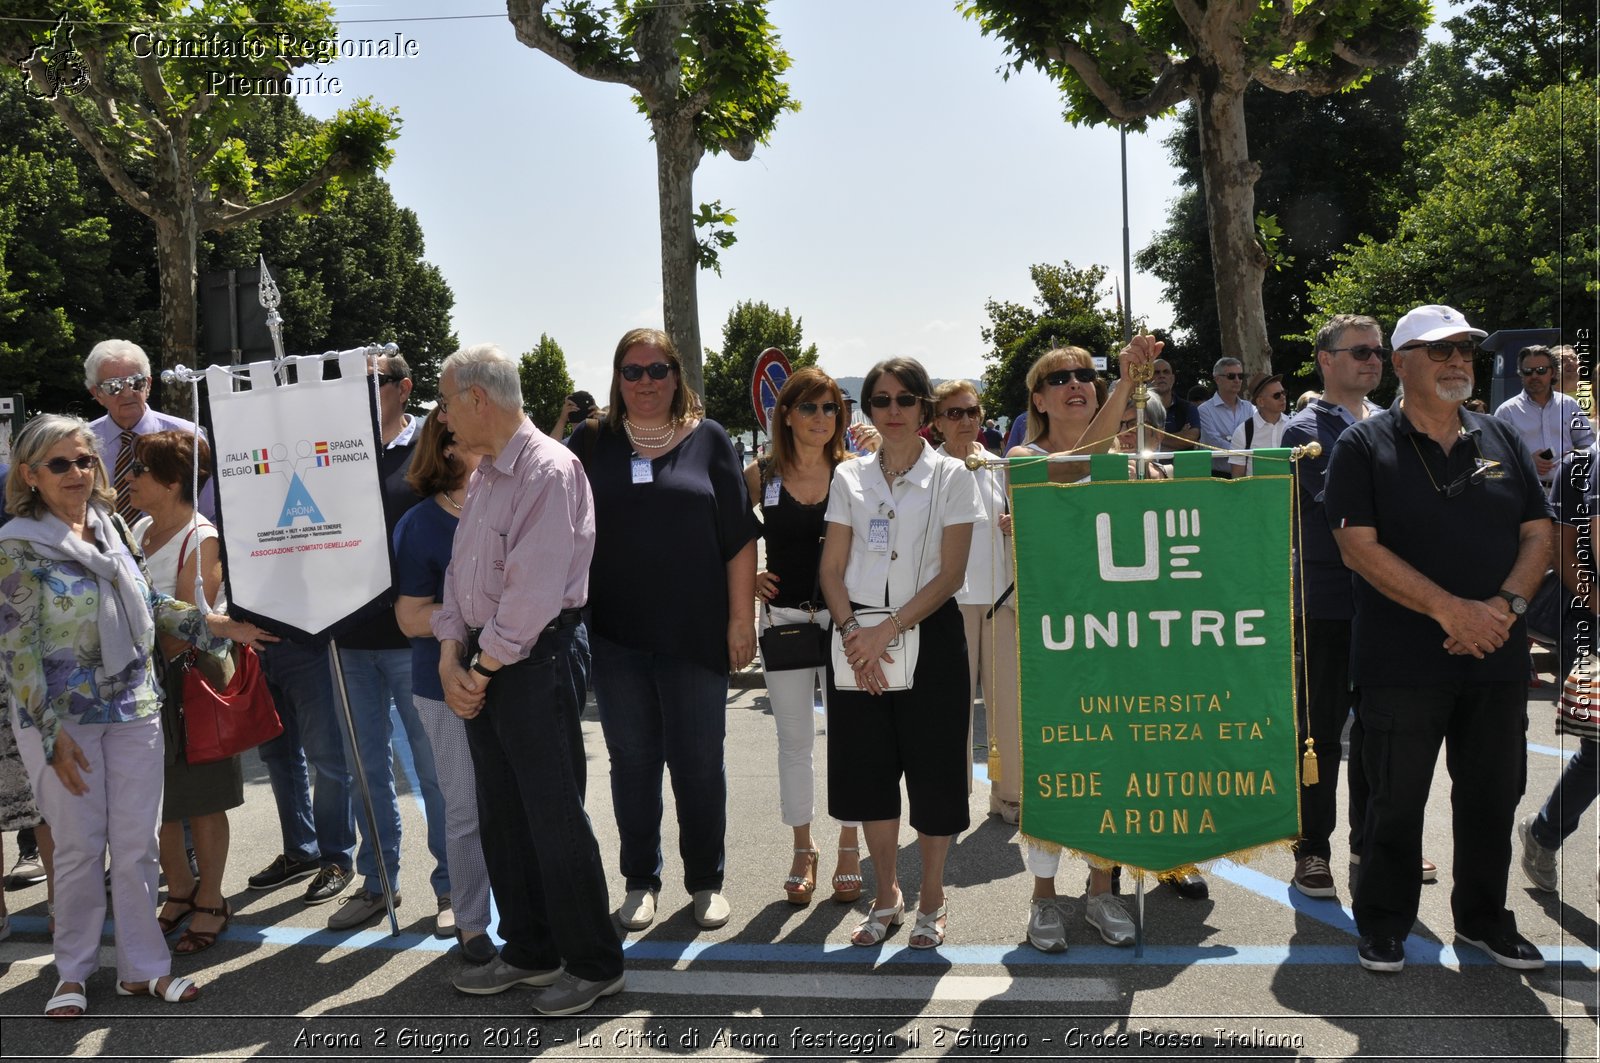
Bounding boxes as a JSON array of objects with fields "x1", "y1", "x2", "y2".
[
  {"x1": 1532, "y1": 737, "x2": 1599, "y2": 851},
  {"x1": 593, "y1": 634, "x2": 728, "y2": 894},
  {"x1": 464, "y1": 623, "x2": 621, "y2": 982},
  {"x1": 257, "y1": 641, "x2": 355, "y2": 869},
  {"x1": 338, "y1": 647, "x2": 444, "y2": 895}
]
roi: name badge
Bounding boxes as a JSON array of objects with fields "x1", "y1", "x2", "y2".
[
  {"x1": 631, "y1": 457, "x2": 653, "y2": 484},
  {"x1": 867, "y1": 517, "x2": 891, "y2": 553},
  {"x1": 763, "y1": 477, "x2": 782, "y2": 507}
]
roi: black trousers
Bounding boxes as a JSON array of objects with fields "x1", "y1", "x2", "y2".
[
  {"x1": 1353, "y1": 681, "x2": 1528, "y2": 941},
  {"x1": 1293, "y1": 618, "x2": 1355, "y2": 860},
  {"x1": 463, "y1": 623, "x2": 623, "y2": 981}
]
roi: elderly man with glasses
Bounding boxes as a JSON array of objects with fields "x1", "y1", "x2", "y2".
[
  {"x1": 1493, "y1": 344, "x2": 1595, "y2": 490},
  {"x1": 1197, "y1": 356, "x2": 1255, "y2": 476},
  {"x1": 1324, "y1": 304, "x2": 1552, "y2": 974},
  {"x1": 84, "y1": 339, "x2": 215, "y2": 522}
]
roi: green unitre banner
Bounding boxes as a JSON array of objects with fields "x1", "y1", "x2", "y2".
[{"x1": 1011, "y1": 473, "x2": 1300, "y2": 873}]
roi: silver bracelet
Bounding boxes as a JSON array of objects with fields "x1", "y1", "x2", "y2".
[{"x1": 840, "y1": 616, "x2": 861, "y2": 635}]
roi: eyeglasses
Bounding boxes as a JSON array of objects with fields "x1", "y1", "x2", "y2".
[
  {"x1": 1327, "y1": 344, "x2": 1390, "y2": 361},
  {"x1": 620, "y1": 362, "x2": 674, "y2": 382},
  {"x1": 940, "y1": 405, "x2": 982, "y2": 422},
  {"x1": 1400, "y1": 339, "x2": 1479, "y2": 362},
  {"x1": 1219, "y1": 372, "x2": 1245, "y2": 381},
  {"x1": 34, "y1": 454, "x2": 98, "y2": 475},
  {"x1": 1118, "y1": 418, "x2": 1139, "y2": 432},
  {"x1": 95, "y1": 374, "x2": 148, "y2": 396},
  {"x1": 792, "y1": 401, "x2": 839, "y2": 417},
  {"x1": 436, "y1": 386, "x2": 474, "y2": 414},
  {"x1": 1043, "y1": 368, "x2": 1097, "y2": 387},
  {"x1": 1519, "y1": 365, "x2": 1552, "y2": 377},
  {"x1": 128, "y1": 459, "x2": 150, "y2": 478},
  {"x1": 867, "y1": 393, "x2": 921, "y2": 409}
]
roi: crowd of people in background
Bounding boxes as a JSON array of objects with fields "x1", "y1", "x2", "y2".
[{"x1": 0, "y1": 309, "x2": 1592, "y2": 1017}]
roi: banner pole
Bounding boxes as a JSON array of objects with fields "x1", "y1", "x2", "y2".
[
  {"x1": 1135, "y1": 876, "x2": 1145, "y2": 957},
  {"x1": 959, "y1": 442, "x2": 1321, "y2": 470},
  {"x1": 328, "y1": 637, "x2": 401, "y2": 936}
]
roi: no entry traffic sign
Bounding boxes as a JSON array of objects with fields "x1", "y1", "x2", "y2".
[{"x1": 751, "y1": 347, "x2": 792, "y2": 433}]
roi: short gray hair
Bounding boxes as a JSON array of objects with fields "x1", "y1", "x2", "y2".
[
  {"x1": 5, "y1": 414, "x2": 114, "y2": 520},
  {"x1": 84, "y1": 339, "x2": 151, "y2": 390},
  {"x1": 440, "y1": 344, "x2": 522, "y2": 411},
  {"x1": 1212, "y1": 356, "x2": 1243, "y2": 378}
]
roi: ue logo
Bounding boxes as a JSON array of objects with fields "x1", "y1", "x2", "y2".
[{"x1": 1095, "y1": 508, "x2": 1204, "y2": 583}]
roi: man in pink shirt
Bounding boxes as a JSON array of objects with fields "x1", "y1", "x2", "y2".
[{"x1": 431, "y1": 344, "x2": 623, "y2": 1016}]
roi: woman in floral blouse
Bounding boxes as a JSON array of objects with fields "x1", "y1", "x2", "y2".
[{"x1": 0, "y1": 415, "x2": 273, "y2": 1019}]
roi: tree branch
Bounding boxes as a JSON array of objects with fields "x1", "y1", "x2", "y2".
[
  {"x1": 1252, "y1": 60, "x2": 1359, "y2": 96},
  {"x1": 1335, "y1": 31, "x2": 1423, "y2": 69},
  {"x1": 505, "y1": 0, "x2": 639, "y2": 87},
  {"x1": 133, "y1": 51, "x2": 176, "y2": 119},
  {"x1": 206, "y1": 151, "x2": 355, "y2": 230},
  {"x1": 1047, "y1": 37, "x2": 1195, "y2": 121}
]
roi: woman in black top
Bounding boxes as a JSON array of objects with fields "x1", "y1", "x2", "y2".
[
  {"x1": 572, "y1": 328, "x2": 760, "y2": 934},
  {"x1": 743, "y1": 368, "x2": 862, "y2": 908}
]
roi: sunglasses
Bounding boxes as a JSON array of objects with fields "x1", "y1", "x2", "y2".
[
  {"x1": 1043, "y1": 368, "x2": 1097, "y2": 387},
  {"x1": 1261, "y1": 390, "x2": 1286, "y2": 401},
  {"x1": 1439, "y1": 459, "x2": 1501, "y2": 498},
  {"x1": 376, "y1": 373, "x2": 407, "y2": 387},
  {"x1": 1327, "y1": 344, "x2": 1390, "y2": 361},
  {"x1": 128, "y1": 459, "x2": 150, "y2": 478},
  {"x1": 1219, "y1": 372, "x2": 1245, "y2": 381},
  {"x1": 867, "y1": 393, "x2": 922, "y2": 409},
  {"x1": 1519, "y1": 365, "x2": 1552, "y2": 377},
  {"x1": 1118, "y1": 418, "x2": 1139, "y2": 432},
  {"x1": 620, "y1": 362, "x2": 674, "y2": 382},
  {"x1": 941, "y1": 405, "x2": 981, "y2": 422},
  {"x1": 34, "y1": 454, "x2": 99, "y2": 475},
  {"x1": 792, "y1": 401, "x2": 839, "y2": 417},
  {"x1": 1400, "y1": 339, "x2": 1479, "y2": 361},
  {"x1": 95, "y1": 374, "x2": 148, "y2": 396}
]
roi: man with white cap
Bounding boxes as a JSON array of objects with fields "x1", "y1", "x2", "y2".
[{"x1": 1324, "y1": 304, "x2": 1552, "y2": 974}]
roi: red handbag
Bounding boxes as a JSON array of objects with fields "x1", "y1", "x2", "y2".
[{"x1": 181, "y1": 644, "x2": 282, "y2": 765}]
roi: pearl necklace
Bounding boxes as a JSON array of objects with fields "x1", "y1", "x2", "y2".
[
  {"x1": 879, "y1": 450, "x2": 917, "y2": 481},
  {"x1": 624, "y1": 417, "x2": 679, "y2": 450}
]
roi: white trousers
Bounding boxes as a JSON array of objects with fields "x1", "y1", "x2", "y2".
[{"x1": 760, "y1": 606, "x2": 859, "y2": 830}]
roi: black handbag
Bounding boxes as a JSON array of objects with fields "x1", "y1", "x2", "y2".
[{"x1": 759, "y1": 605, "x2": 830, "y2": 671}]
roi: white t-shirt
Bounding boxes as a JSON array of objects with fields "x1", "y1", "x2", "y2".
[
  {"x1": 825, "y1": 443, "x2": 984, "y2": 609},
  {"x1": 1228, "y1": 413, "x2": 1289, "y2": 476},
  {"x1": 937, "y1": 444, "x2": 1012, "y2": 605}
]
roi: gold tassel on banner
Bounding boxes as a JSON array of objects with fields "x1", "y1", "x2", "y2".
[{"x1": 1301, "y1": 737, "x2": 1319, "y2": 786}]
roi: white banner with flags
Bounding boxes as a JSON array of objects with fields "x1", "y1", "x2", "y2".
[{"x1": 206, "y1": 351, "x2": 390, "y2": 639}]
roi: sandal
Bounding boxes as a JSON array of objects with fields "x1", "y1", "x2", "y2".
[
  {"x1": 988, "y1": 793, "x2": 1020, "y2": 825},
  {"x1": 45, "y1": 980, "x2": 86, "y2": 1019},
  {"x1": 157, "y1": 885, "x2": 200, "y2": 936},
  {"x1": 850, "y1": 892, "x2": 904, "y2": 947},
  {"x1": 117, "y1": 975, "x2": 201, "y2": 1003},
  {"x1": 174, "y1": 901, "x2": 231, "y2": 956},
  {"x1": 784, "y1": 849, "x2": 819, "y2": 906},
  {"x1": 831, "y1": 846, "x2": 864, "y2": 904},
  {"x1": 909, "y1": 902, "x2": 947, "y2": 950}
]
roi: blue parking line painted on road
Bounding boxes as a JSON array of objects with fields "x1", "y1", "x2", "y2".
[
  {"x1": 1208, "y1": 861, "x2": 1358, "y2": 934},
  {"x1": 1529, "y1": 741, "x2": 1577, "y2": 760}
]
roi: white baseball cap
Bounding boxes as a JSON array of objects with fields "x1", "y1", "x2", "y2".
[{"x1": 1391, "y1": 305, "x2": 1487, "y2": 351}]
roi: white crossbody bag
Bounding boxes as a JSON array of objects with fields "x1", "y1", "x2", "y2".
[{"x1": 831, "y1": 464, "x2": 945, "y2": 691}]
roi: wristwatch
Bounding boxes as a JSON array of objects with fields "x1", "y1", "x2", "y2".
[
  {"x1": 468, "y1": 653, "x2": 498, "y2": 678},
  {"x1": 1495, "y1": 589, "x2": 1528, "y2": 616}
]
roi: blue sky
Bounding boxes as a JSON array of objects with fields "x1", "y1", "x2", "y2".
[{"x1": 302, "y1": 1, "x2": 1450, "y2": 398}]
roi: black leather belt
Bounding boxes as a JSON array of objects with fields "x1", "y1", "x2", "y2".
[{"x1": 465, "y1": 608, "x2": 585, "y2": 656}]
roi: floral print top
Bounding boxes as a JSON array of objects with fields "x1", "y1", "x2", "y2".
[{"x1": 0, "y1": 538, "x2": 226, "y2": 763}]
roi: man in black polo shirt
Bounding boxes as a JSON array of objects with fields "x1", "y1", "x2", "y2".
[{"x1": 1325, "y1": 304, "x2": 1551, "y2": 974}]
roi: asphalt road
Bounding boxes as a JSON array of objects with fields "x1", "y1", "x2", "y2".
[{"x1": 1, "y1": 646, "x2": 1594, "y2": 1062}]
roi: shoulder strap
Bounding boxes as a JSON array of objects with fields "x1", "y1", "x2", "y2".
[
  {"x1": 1244, "y1": 418, "x2": 1256, "y2": 448},
  {"x1": 174, "y1": 525, "x2": 200, "y2": 575}
]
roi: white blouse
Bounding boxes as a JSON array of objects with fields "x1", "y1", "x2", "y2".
[
  {"x1": 825, "y1": 443, "x2": 984, "y2": 610},
  {"x1": 937, "y1": 444, "x2": 1011, "y2": 606}
]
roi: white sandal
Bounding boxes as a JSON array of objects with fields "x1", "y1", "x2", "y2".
[
  {"x1": 117, "y1": 975, "x2": 200, "y2": 1003},
  {"x1": 45, "y1": 980, "x2": 87, "y2": 1019},
  {"x1": 850, "y1": 892, "x2": 904, "y2": 946},
  {"x1": 831, "y1": 845, "x2": 863, "y2": 904},
  {"x1": 909, "y1": 902, "x2": 948, "y2": 949}
]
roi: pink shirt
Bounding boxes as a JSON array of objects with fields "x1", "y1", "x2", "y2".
[{"x1": 431, "y1": 418, "x2": 594, "y2": 665}]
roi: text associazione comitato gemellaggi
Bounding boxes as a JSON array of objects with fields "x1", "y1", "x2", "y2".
[{"x1": 127, "y1": 31, "x2": 420, "y2": 96}]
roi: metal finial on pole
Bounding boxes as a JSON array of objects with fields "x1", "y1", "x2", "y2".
[{"x1": 258, "y1": 255, "x2": 286, "y2": 369}]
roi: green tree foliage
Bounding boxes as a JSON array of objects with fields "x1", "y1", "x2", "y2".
[
  {"x1": 980, "y1": 261, "x2": 1119, "y2": 420},
  {"x1": 506, "y1": 0, "x2": 799, "y2": 395},
  {"x1": 962, "y1": 0, "x2": 1426, "y2": 375},
  {"x1": 1134, "y1": 75, "x2": 1410, "y2": 387},
  {"x1": 0, "y1": 0, "x2": 401, "y2": 378},
  {"x1": 1306, "y1": 85, "x2": 1596, "y2": 363},
  {"x1": 519, "y1": 334, "x2": 575, "y2": 433},
  {"x1": 702, "y1": 300, "x2": 818, "y2": 436}
]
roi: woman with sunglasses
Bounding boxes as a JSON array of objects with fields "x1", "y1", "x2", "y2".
[
  {"x1": 930, "y1": 381, "x2": 1021, "y2": 825},
  {"x1": 1006, "y1": 343, "x2": 1156, "y2": 951},
  {"x1": 393, "y1": 410, "x2": 498, "y2": 965},
  {"x1": 742, "y1": 368, "x2": 863, "y2": 907},
  {"x1": 124, "y1": 431, "x2": 241, "y2": 958},
  {"x1": 1112, "y1": 394, "x2": 1172, "y2": 480},
  {"x1": 0, "y1": 415, "x2": 274, "y2": 1018},
  {"x1": 572, "y1": 328, "x2": 759, "y2": 933},
  {"x1": 820, "y1": 357, "x2": 984, "y2": 949}
]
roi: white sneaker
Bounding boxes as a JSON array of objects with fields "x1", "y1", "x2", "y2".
[
  {"x1": 693, "y1": 890, "x2": 730, "y2": 929},
  {"x1": 618, "y1": 889, "x2": 656, "y2": 930},
  {"x1": 1518, "y1": 813, "x2": 1558, "y2": 893},
  {"x1": 1085, "y1": 892, "x2": 1135, "y2": 946},
  {"x1": 1026, "y1": 899, "x2": 1067, "y2": 953}
]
